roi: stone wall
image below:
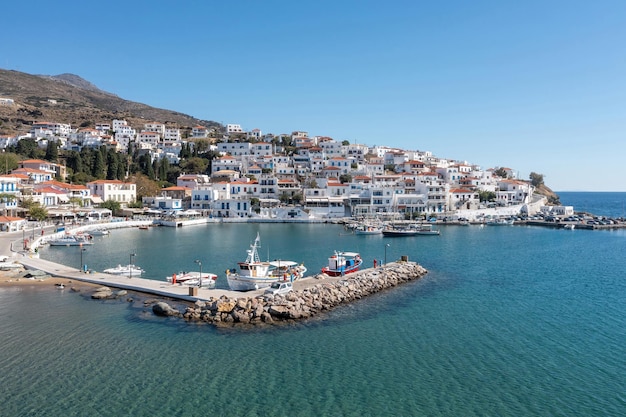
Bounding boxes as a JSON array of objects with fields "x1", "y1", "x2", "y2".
[{"x1": 153, "y1": 261, "x2": 428, "y2": 326}]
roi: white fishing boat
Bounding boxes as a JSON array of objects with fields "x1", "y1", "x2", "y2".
[
  {"x1": 226, "y1": 233, "x2": 307, "y2": 291},
  {"x1": 354, "y1": 223, "x2": 383, "y2": 235},
  {"x1": 48, "y1": 234, "x2": 93, "y2": 246},
  {"x1": 486, "y1": 218, "x2": 515, "y2": 226},
  {"x1": 103, "y1": 264, "x2": 144, "y2": 277},
  {"x1": 414, "y1": 224, "x2": 440, "y2": 235},
  {"x1": 166, "y1": 271, "x2": 218, "y2": 288},
  {"x1": 89, "y1": 228, "x2": 110, "y2": 236}
]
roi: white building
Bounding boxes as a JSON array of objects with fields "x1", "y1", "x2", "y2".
[{"x1": 87, "y1": 180, "x2": 136, "y2": 205}]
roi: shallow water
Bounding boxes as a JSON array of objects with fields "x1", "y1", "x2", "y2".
[{"x1": 2, "y1": 215, "x2": 626, "y2": 415}]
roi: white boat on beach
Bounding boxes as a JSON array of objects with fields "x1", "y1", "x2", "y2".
[
  {"x1": 226, "y1": 233, "x2": 307, "y2": 291},
  {"x1": 166, "y1": 271, "x2": 218, "y2": 288},
  {"x1": 103, "y1": 264, "x2": 144, "y2": 277},
  {"x1": 0, "y1": 256, "x2": 22, "y2": 270}
]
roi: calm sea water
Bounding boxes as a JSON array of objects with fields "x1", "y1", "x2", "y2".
[
  {"x1": 558, "y1": 191, "x2": 626, "y2": 218},
  {"x1": 1, "y1": 193, "x2": 625, "y2": 416}
]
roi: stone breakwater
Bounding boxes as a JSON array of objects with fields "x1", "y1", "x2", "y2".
[{"x1": 149, "y1": 261, "x2": 428, "y2": 326}]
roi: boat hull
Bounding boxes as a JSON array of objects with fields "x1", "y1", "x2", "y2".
[
  {"x1": 321, "y1": 258, "x2": 363, "y2": 276},
  {"x1": 49, "y1": 239, "x2": 93, "y2": 246},
  {"x1": 226, "y1": 275, "x2": 278, "y2": 291}
]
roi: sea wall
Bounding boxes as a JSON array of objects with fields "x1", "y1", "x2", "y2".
[{"x1": 152, "y1": 261, "x2": 428, "y2": 326}]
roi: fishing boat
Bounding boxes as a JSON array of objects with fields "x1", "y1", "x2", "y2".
[
  {"x1": 166, "y1": 271, "x2": 218, "y2": 288},
  {"x1": 382, "y1": 222, "x2": 440, "y2": 236},
  {"x1": 486, "y1": 218, "x2": 515, "y2": 226},
  {"x1": 103, "y1": 264, "x2": 144, "y2": 277},
  {"x1": 48, "y1": 234, "x2": 93, "y2": 246},
  {"x1": 89, "y1": 228, "x2": 110, "y2": 236},
  {"x1": 354, "y1": 223, "x2": 383, "y2": 235},
  {"x1": 321, "y1": 251, "x2": 362, "y2": 276},
  {"x1": 226, "y1": 233, "x2": 306, "y2": 291},
  {"x1": 414, "y1": 224, "x2": 440, "y2": 235}
]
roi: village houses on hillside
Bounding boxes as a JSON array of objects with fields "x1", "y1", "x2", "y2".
[{"x1": 0, "y1": 115, "x2": 545, "y2": 225}]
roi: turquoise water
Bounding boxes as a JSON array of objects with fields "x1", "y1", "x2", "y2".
[{"x1": 2, "y1": 210, "x2": 626, "y2": 415}]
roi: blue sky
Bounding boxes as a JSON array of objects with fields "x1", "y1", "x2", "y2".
[{"x1": 2, "y1": 1, "x2": 626, "y2": 191}]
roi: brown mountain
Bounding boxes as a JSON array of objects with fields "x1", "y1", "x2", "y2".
[{"x1": 0, "y1": 68, "x2": 221, "y2": 136}]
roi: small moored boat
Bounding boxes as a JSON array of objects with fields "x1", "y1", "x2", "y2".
[
  {"x1": 103, "y1": 264, "x2": 144, "y2": 277},
  {"x1": 166, "y1": 271, "x2": 218, "y2": 288},
  {"x1": 321, "y1": 251, "x2": 362, "y2": 276},
  {"x1": 48, "y1": 234, "x2": 93, "y2": 246}
]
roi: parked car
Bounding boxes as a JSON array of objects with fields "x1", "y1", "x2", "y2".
[{"x1": 264, "y1": 281, "x2": 293, "y2": 295}]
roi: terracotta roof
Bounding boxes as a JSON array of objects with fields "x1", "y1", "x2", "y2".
[
  {"x1": 0, "y1": 215, "x2": 23, "y2": 223},
  {"x1": 162, "y1": 186, "x2": 190, "y2": 191}
]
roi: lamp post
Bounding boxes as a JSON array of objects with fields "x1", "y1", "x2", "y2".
[
  {"x1": 384, "y1": 243, "x2": 390, "y2": 266},
  {"x1": 129, "y1": 253, "x2": 136, "y2": 279},
  {"x1": 80, "y1": 247, "x2": 86, "y2": 272},
  {"x1": 195, "y1": 259, "x2": 202, "y2": 288}
]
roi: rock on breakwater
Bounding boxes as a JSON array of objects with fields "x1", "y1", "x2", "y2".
[{"x1": 175, "y1": 261, "x2": 428, "y2": 326}]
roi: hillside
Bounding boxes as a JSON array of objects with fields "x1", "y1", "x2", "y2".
[
  {"x1": 0, "y1": 69, "x2": 221, "y2": 136},
  {"x1": 534, "y1": 183, "x2": 560, "y2": 205}
]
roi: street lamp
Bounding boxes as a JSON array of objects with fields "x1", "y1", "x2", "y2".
[
  {"x1": 195, "y1": 259, "x2": 202, "y2": 288},
  {"x1": 384, "y1": 243, "x2": 390, "y2": 266},
  {"x1": 129, "y1": 253, "x2": 136, "y2": 279},
  {"x1": 80, "y1": 247, "x2": 86, "y2": 272}
]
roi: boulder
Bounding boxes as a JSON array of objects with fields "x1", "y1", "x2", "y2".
[
  {"x1": 152, "y1": 302, "x2": 179, "y2": 317},
  {"x1": 217, "y1": 300, "x2": 236, "y2": 313}
]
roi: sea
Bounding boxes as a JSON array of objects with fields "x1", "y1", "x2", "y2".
[{"x1": 1, "y1": 192, "x2": 625, "y2": 417}]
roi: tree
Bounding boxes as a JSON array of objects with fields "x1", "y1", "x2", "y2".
[
  {"x1": 101, "y1": 199, "x2": 121, "y2": 216},
  {"x1": 68, "y1": 197, "x2": 83, "y2": 213},
  {"x1": 339, "y1": 173, "x2": 352, "y2": 184},
  {"x1": 106, "y1": 152, "x2": 119, "y2": 180},
  {"x1": 130, "y1": 173, "x2": 161, "y2": 200},
  {"x1": 529, "y1": 172, "x2": 544, "y2": 187},
  {"x1": 494, "y1": 168, "x2": 508, "y2": 178},
  {"x1": 0, "y1": 152, "x2": 19, "y2": 175},
  {"x1": 65, "y1": 151, "x2": 83, "y2": 176},
  {"x1": 29, "y1": 204, "x2": 48, "y2": 222},
  {"x1": 478, "y1": 190, "x2": 496, "y2": 202},
  {"x1": 92, "y1": 149, "x2": 105, "y2": 178},
  {"x1": 45, "y1": 140, "x2": 59, "y2": 162},
  {"x1": 179, "y1": 157, "x2": 208, "y2": 174},
  {"x1": 157, "y1": 157, "x2": 170, "y2": 181},
  {"x1": 384, "y1": 164, "x2": 396, "y2": 173},
  {"x1": 342, "y1": 140, "x2": 350, "y2": 146}
]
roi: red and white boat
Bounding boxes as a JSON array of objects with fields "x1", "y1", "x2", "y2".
[
  {"x1": 166, "y1": 271, "x2": 218, "y2": 288},
  {"x1": 321, "y1": 251, "x2": 362, "y2": 276}
]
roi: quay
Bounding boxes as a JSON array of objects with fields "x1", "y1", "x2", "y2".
[{"x1": 14, "y1": 252, "x2": 402, "y2": 304}]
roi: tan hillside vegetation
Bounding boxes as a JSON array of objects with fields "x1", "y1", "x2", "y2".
[{"x1": 0, "y1": 69, "x2": 221, "y2": 136}]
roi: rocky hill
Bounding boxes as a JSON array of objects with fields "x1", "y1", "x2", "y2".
[{"x1": 0, "y1": 69, "x2": 221, "y2": 136}]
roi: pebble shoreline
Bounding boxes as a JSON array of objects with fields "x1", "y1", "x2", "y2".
[{"x1": 145, "y1": 261, "x2": 428, "y2": 326}]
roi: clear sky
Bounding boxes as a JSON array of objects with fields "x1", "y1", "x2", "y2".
[{"x1": 2, "y1": 1, "x2": 626, "y2": 191}]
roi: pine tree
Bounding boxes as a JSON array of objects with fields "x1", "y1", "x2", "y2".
[{"x1": 92, "y1": 150, "x2": 105, "y2": 179}]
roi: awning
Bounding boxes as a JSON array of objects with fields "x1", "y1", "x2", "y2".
[{"x1": 90, "y1": 196, "x2": 103, "y2": 204}]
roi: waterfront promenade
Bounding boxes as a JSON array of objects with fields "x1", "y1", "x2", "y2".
[{"x1": 0, "y1": 225, "x2": 362, "y2": 302}]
